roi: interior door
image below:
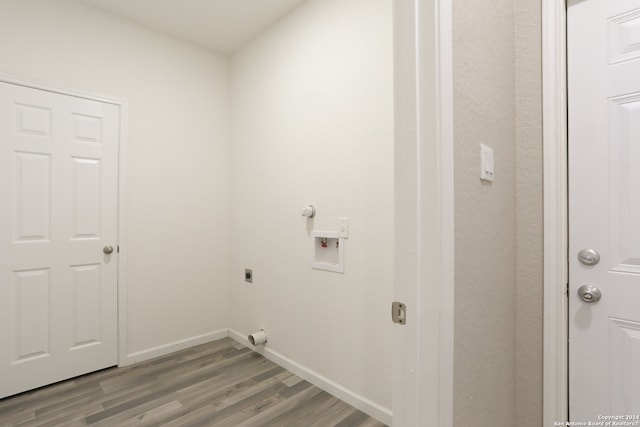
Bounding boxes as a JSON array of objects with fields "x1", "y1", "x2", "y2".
[
  {"x1": 0, "y1": 81, "x2": 119, "y2": 399},
  {"x1": 569, "y1": 0, "x2": 640, "y2": 420}
]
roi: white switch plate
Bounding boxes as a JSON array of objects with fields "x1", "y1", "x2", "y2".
[
  {"x1": 338, "y1": 217, "x2": 349, "y2": 238},
  {"x1": 480, "y1": 143, "x2": 494, "y2": 182}
]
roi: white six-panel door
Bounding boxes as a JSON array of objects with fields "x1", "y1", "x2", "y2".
[
  {"x1": 0, "y1": 82, "x2": 119, "y2": 399},
  {"x1": 568, "y1": 0, "x2": 640, "y2": 420}
]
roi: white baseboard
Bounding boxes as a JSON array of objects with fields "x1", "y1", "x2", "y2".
[
  {"x1": 121, "y1": 328, "x2": 392, "y2": 425},
  {"x1": 228, "y1": 329, "x2": 392, "y2": 425},
  {"x1": 122, "y1": 329, "x2": 229, "y2": 366}
]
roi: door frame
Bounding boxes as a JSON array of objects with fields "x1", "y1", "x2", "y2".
[
  {"x1": 0, "y1": 73, "x2": 129, "y2": 367},
  {"x1": 542, "y1": 0, "x2": 569, "y2": 425},
  {"x1": 393, "y1": 0, "x2": 454, "y2": 425}
]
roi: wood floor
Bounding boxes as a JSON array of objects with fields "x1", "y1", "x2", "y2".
[{"x1": 0, "y1": 338, "x2": 387, "y2": 427}]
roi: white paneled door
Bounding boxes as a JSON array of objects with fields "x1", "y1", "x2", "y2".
[
  {"x1": 0, "y1": 82, "x2": 119, "y2": 399},
  {"x1": 569, "y1": 0, "x2": 640, "y2": 421}
]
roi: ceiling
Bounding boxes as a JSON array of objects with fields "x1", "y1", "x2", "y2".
[{"x1": 80, "y1": 0, "x2": 308, "y2": 55}]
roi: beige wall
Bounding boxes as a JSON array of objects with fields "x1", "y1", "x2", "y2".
[
  {"x1": 229, "y1": 0, "x2": 394, "y2": 412},
  {"x1": 0, "y1": 0, "x2": 232, "y2": 359},
  {"x1": 453, "y1": 0, "x2": 543, "y2": 426},
  {"x1": 515, "y1": 0, "x2": 543, "y2": 425},
  {"x1": 453, "y1": 0, "x2": 518, "y2": 425}
]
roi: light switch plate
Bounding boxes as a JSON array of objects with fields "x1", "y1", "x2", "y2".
[
  {"x1": 338, "y1": 217, "x2": 349, "y2": 238},
  {"x1": 480, "y1": 143, "x2": 495, "y2": 182}
]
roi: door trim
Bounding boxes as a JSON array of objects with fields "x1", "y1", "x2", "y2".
[
  {"x1": 542, "y1": 1, "x2": 569, "y2": 425},
  {"x1": 0, "y1": 72, "x2": 129, "y2": 368},
  {"x1": 393, "y1": 0, "x2": 454, "y2": 424}
]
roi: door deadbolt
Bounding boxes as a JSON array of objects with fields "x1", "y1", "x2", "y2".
[
  {"x1": 578, "y1": 248, "x2": 600, "y2": 266},
  {"x1": 577, "y1": 284, "x2": 601, "y2": 303}
]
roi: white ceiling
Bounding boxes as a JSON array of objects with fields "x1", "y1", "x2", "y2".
[{"x1": 80, "y1": 0, "x2": 308, "y2": 54}]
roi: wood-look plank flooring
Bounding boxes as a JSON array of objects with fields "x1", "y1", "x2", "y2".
[{"x1": 0, "y1": 338, "x2": 387, "y2": 427}]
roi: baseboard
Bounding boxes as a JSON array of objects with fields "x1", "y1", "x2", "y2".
[
  {"x1": 228, "y1": 329, "x2": 392, "y2": 425},
  {"x1": 121, "y1": 328, "x2": 392, "y2": 424},
  {"x1": 122, "y1": 329, "x2": 229, "y2": 366}
]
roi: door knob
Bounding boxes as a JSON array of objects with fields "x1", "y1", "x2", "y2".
[
  {"x1": 103, "y1": 245, "x2": 114, "y2": 255},
  {"x1": 577, "y1": 284, "x2": 601, "y2": 303},
  {"x1": 577, "y1": 248, "x2": 600, "y2": 266}
]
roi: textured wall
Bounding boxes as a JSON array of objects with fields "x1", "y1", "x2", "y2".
[
  {"x1": 453, "y1": 0, "x2": 518, "y2": 425},
  {"x1": 515, "y1": 0, "x2": 543, "y2": 426},
  {"x1": 229, "y1": 0, "x2": 394, "y2": 411},
  {"x1": 0, "y1": 0, "x2": 231, "y2": 358}
]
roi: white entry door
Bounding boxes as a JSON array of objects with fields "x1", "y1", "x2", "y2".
[
  {"x1": 569, "y1": 0, "x2": 640, "y2": 421},
  {"x1": 0, "y1": 81, "x2": 119, "y2": 399}
]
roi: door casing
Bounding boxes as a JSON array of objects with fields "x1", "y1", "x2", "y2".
[
  {"x1": 0, "y1": 73, "x2": 130, "y2": 369},
  {"x1": 542, "y1": 0, "x2": 569, "y2": 425},
  {"x1": 393, "y1": 0, "x2": 454, "y2": 425}
]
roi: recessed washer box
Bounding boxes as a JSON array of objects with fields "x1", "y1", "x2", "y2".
[{"x1": 311, "y1": 231, "x2": 344, "y2": 273}]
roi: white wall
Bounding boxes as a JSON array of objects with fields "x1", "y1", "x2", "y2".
[
  {"x1": 0, "y1": 0, "x2": 231, "y2": 358},
  {"x1": 229, "y1": 0, "x2": 394, "y2": 411},
  {"x1": 0, "y1": 0, "x2": 394, "y2": 416}
]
